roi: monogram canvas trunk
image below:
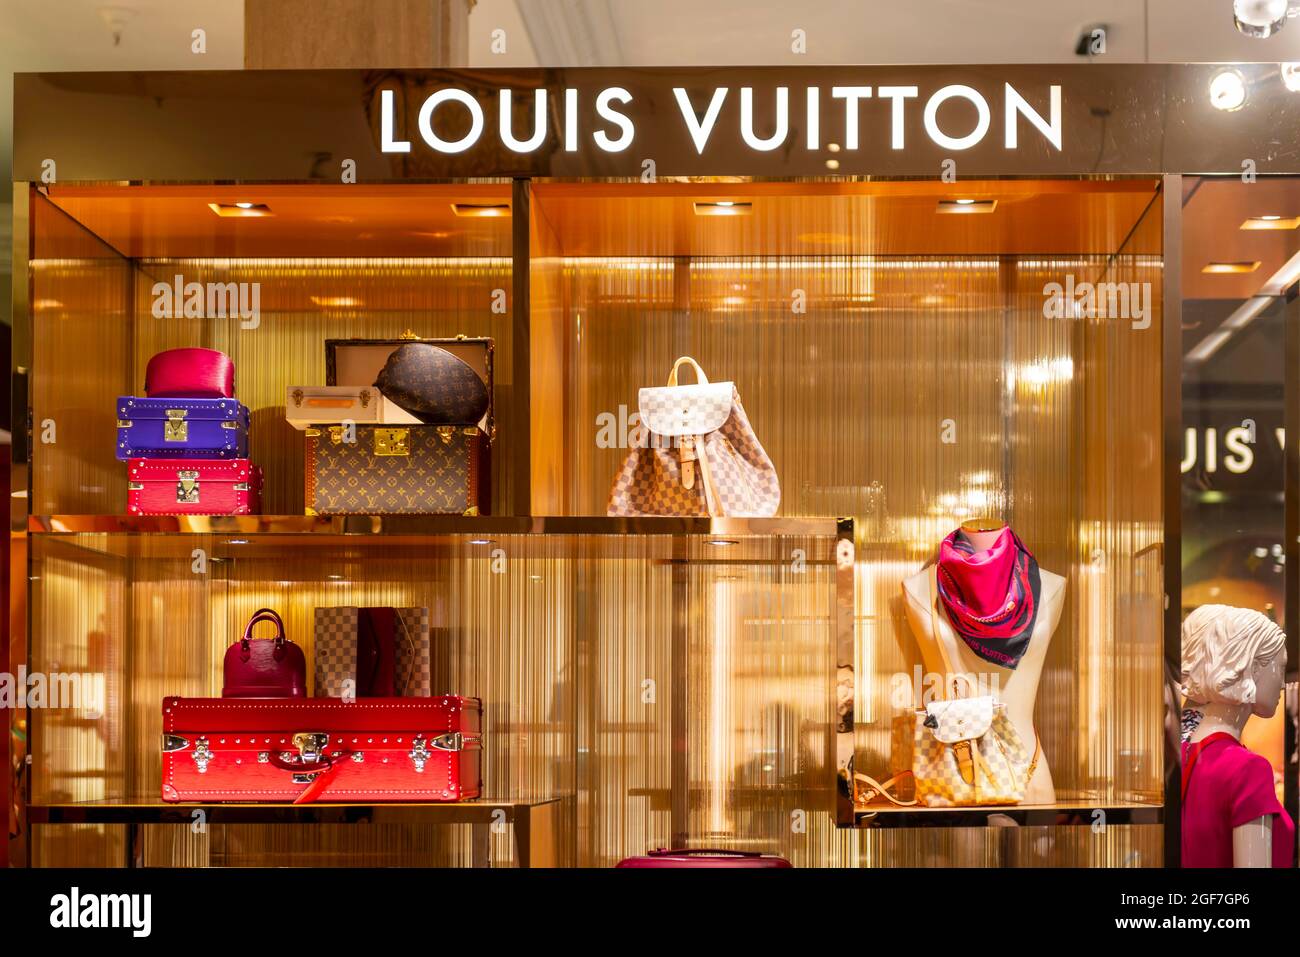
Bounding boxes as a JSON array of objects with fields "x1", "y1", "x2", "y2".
[{"x1": 303, "y1": 424, "x2": 488, "y2": 515}]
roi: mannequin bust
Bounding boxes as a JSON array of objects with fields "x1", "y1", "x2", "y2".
[
  {"x1": 1181, "y1": 604, "x2": 1290, "y2": 868},
  {"x1": 902, "y1": 520, "x2": 1065, "y2": 804}
]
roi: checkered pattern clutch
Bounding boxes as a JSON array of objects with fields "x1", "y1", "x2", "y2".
[{"x1": 314, "y1": 606, "x2": 431, "y2": 697}]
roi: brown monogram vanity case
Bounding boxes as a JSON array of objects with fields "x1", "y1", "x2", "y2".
[
  {"x1": 304, "y1": 424, "x2": 487, "y2": 515},
  {"x1": 304, "y1": 333, "x2": 494, "y2": 515}
]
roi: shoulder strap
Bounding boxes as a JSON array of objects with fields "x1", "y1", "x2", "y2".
[
  {"x1": 924, "y1": 569, "x2": 962, "y2": 700},
  {"x1": 694, "y1": 437, "x2": 723, "y2": 517}
]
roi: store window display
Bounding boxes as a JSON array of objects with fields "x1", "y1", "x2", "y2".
[
  {"x1": 1180, "y1": 604, "x2": 1293, "y2": 868},
  {"x1": 901, "y1": 521, "x2": 1065, "y2": 805}
]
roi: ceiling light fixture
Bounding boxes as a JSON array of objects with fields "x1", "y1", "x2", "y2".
[
  {"x1": 937, "y1": 199, "x2": 997, "y2": 214},
  {"x1": 1241, "y1": 215, "x2": 1300, "y2": 229},
  {"x1": 208, "y1": 202, "x2": 273, "y2": 218},
  {"x1": 1209, "y1": 69, "x2": 1249, "y2": 111},
  {"x1": 707, "y1": 539, "x2": 738, "y2": 546},
  {"x1": 1233, "y1": 0, "x2": 1293, "y2": 37},
  {"x1": 1202, "y1": 261, "x2": 1261, "y2": 274},
  {"x1": 450, "y1": 203, "x2": 511, "y2": 218},
  {"x1": 694, "y1": 201, "x2": 753, "y2": 217},
  {"x1": 309, "y1": 295, "x2": 363, "y2": 308}
]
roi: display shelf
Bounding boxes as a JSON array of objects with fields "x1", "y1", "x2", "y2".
[
  {"x1": 28, "y1": 795, "x2": 557, "y2": 825},
  {"x1": 28, "y1": 797, "x2": 565, "y2": 868},
  {"x1": 28, "y1": 514, "x2": 848, "y2": 538},
  {"x1": 849, "y1": 802, "x2": 1162, "y2": 829}
]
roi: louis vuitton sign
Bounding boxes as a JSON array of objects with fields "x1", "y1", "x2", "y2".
[
  {"x1": 15, "y1": 64, "x2": 1300, "y2": 180},
  {"x1": 378, "y1": 82, "x2": 1061, "y2": 157}
]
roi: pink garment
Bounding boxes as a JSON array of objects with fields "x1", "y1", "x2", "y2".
[{"x1": 1181, "y1": 736, "x2": 1294, "y2": 868}]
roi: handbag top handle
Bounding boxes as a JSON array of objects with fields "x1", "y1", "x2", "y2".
[
  {"x1": 924, "y1": 570, "x2": 968, "y2": 701},
  {"x1": 666, "y1": 356, "x2": 710, "y2": 387},
  {"x1": 241, "y1": 607, "x2": 287, "y2": 649}
]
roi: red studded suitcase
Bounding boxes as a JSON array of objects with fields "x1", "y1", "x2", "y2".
[
  {"x1": 161, "y1": 696, "x2": 482, "y2": 804},
  {"x1": 127, "y1": 458, "x2": 262, "y2": 515}
]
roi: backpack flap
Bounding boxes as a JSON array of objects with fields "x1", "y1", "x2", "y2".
[
  {"x1": 638, "y1": 382, "x2": 734, "y2": 437},
  {"x1": 922, "y1": 696, "x2": 996, "y2": 744}
]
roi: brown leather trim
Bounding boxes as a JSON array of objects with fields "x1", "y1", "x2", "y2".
[
  {"x1": 466, "y1": 430, "x2": 477, "y2": 512},
  {"x1": 303, "y1": 433, "x2": 317, "y2": 514}
]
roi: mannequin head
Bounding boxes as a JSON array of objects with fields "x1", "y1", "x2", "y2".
[
  {"x1": 1251, "y1": 651, "x2": 1287, "y2": 719},
  {"x1": 1181, "y1": 604, "x2": 1287, "y2": 716}
]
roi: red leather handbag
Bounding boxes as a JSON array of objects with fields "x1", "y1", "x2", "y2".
[
  {"x1": 144, "y1": 348, "x2": 235, "y2": 398},
  {"x1": 616, "y1": 848, "x2": 792, "y2": 868},
  {"x1": 222, "y1": 608, "x2": 307, "y2": 698}
]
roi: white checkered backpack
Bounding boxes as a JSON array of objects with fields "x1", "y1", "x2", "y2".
[{"x1": 607, "y1": 357, "x2": 779, "y2": 517}]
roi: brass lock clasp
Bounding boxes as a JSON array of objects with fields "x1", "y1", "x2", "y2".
[
  {"x1": 164, "y1": 409, "x2": 188, "y2": 442},
  {"x1": 175, "y1": 470, "x2": 200, "y2": 504},
  {"x1": 293, "y1": 732, "x2": 330, "y2": 764},
  {"x1": 374, "y1": 428, "x2": 410, "y2": 456}
]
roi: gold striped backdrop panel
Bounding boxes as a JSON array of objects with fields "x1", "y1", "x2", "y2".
[
  {"x1": 29, "y1": 194, "x2": 132, "y2": 516},
  {"x1": 542, "y1": 248, "x2": 1164, "y2": 864}
]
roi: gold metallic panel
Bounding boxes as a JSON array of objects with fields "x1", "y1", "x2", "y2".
[{"x1": 28, "y1": 194, "x2": 132, "y2": 516}]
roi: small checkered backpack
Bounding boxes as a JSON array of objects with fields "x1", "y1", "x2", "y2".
[
  {"x1": 607, "y1": 357, "x2": 779, "y2": 517},
  {"x1": 909, "y1": 573, "x2": 1039, "y2": 807}
]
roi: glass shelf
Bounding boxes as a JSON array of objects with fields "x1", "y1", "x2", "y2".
[
  {"x1": 850, "y1": 802, "x2": 1162, "y2": 829},
  {"x1": 28, "y1": 796, "x2": 558, "y2": 826}
]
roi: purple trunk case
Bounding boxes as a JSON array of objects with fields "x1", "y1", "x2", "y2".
[{"x1": 116, "y1": 396, "x2": 250, "y2": 461}]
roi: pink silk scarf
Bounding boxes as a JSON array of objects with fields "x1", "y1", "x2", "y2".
[{"x1": 935, "y1": 527, "x2": 1041, "y2": 670}]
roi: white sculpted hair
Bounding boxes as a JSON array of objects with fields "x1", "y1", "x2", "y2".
[{"x1": 1181, "y1": 604, "x2": 1286, "y2": 706}]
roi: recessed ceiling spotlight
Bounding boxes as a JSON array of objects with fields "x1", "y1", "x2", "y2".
[
  {"x1": 827, "y1": 142, "x2": 841, "y2": 153},
  {"x1": 1210, "y1": 69, "x2": 1249, "y2": 111},
  {"x1": 309, "y1": 295, "x2": 363, "y2": 308},
  {"x1": 825, "y1": 159, "x2": 840, "y2": 171},
  {"x1": 1233, "y1": 0, "x2": 1291, "y2": 38},
  {"x1": 450, "y1": 203, "x2": 511, "y2": 218},
  {"x1": 1241, "y1": 215, "x2": 1300, "y2": 229},
  {"x1": 937, "y1": 199, "x2": 997, "y2": 214},
  {"x1": 1283, "y1": 62, "x2": 1300, "y2": 91},
  {"x1": 694, "y1": 201, "x2": 753, "y2": 217},
  {"x1": 1202, "y1": 261, "x2": 1261, "y2": 274},
  {"x1": 208, "y1": 202, "x2": 273, "y2": 218}
]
